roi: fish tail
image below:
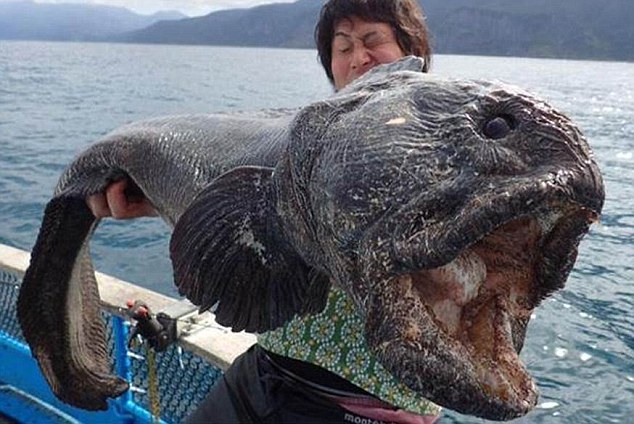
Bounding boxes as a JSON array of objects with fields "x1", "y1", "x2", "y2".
[{"x1": 17, "y1": 196, "x2": 128, "y2": 410}]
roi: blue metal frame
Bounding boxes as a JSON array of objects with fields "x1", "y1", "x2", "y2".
[{"x1": 0, "y1": 316, "x2": 166, "y2": 424}]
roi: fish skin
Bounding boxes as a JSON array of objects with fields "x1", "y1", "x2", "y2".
[
  {"x1": 272, "y1": 58, "x2": 603, "y2": 419},
  {"x1": 18, "y1": 113, "x2": 294, "y2": 410},
  {"x1": 18, "y1": 57, "x2": 604, "y2": 419}
]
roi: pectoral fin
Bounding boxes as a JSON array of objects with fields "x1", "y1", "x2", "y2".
[{"x1": 170, "y1": 166, "x2": 330, "y2": 333}]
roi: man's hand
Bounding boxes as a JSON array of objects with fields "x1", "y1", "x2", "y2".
[{"x1": 86, "y1": 180, "x2": 157, "y2": 219}]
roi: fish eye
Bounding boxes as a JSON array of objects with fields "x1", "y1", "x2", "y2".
[{"x1": 483, "y1": 115, "x2": 516, "y2": 139}]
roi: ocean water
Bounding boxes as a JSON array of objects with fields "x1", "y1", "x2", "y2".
[{"x1": 0, "y1": 41, "x2": 632, "y2": 423}]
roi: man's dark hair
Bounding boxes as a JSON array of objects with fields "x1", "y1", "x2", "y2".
[{"x1": 315, "y1": 0, "x2": 432, "y2": 83}]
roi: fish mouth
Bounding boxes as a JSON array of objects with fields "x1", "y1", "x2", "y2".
[{"x1": 365, "y1": 205, "x2": 597, "y2": 420}]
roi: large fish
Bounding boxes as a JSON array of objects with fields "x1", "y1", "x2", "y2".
[{"x1": 17, "y1": 57, "x2": 604, "y2": 420}]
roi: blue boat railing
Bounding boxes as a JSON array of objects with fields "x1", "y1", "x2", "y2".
[{"x1": 0, "y1": 243, "x2": 256, "y2": 424}]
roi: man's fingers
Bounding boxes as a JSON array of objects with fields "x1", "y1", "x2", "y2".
[
  {"x1": 85, "y1": 179, "x2": 157, "y2": 219},
  {"x1": 105, "y1": 180, "x2": 130, "y2": 219},
  {"x1": 86, "y1": 193, "x2": 112, "y2": 218},
  {"x1": 107, "y1": 180, "x2": 157, "y2": 219}
]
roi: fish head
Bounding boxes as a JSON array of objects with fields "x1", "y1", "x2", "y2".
[{"x1": 274, "y1": 58, "x2": 605, "y2": 420}]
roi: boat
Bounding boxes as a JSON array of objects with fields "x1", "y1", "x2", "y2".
[{"x1": 0, "y1": 243, "x2": 256, "y2": 423}]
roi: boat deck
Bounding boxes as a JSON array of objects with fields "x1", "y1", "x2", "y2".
[{"x1": 0, "y1": 243, "x2": 256, "y2": 423}]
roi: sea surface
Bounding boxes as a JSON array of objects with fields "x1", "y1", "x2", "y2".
[{"x1": 0, "y1": 41, "x2": 632, "y2": 423}]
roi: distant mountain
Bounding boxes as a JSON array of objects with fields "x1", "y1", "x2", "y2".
[
  {"x1": 116, "y1": 0, "x2": 633, "y2": 62},
  {"x1": 1, "y1": 0, "x2": 632, "y2": 62},
  {"x1": 423, "y1": 0, "x2": 634, "y2": 61},
  {"x1": 0, "y1": 0, "x2": 187, "y2": 41},
  {"x1": 114, "y1": 0, "x2": 321, "y2": 48}
]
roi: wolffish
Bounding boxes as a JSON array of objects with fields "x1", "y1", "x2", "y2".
[{"x1": 17, "y1": 57, "x2": 604, "y2": 420}]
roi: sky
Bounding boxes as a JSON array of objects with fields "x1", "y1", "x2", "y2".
[{"x1": 1, "y1": 0, "x2": 299, "y2": 16}]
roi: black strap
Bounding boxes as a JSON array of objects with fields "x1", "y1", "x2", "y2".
[
  {"x1": 186, "y1": 345, "x2": 388, "y2": 423},
  {"x1": 261, "y1": 348, "x2": 379, "y2": 399}
]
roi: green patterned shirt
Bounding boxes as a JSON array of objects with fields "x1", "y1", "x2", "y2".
[{"x1": 258, "y1": 286, "x2": 441, "y2": 416}]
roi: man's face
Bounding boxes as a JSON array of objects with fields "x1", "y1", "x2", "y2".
[{"x1": 331, "y1": 16, "x2": 405, "y2": 90}]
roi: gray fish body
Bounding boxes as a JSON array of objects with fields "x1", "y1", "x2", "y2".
[
  {"x1": 18, "y1": 57, "x2": 604, "y2": 420},
  {"x1": 17, "y1": 112, "x2": 294, "y2": 410},
  {"x1": 56, "y1": 113, "x2": 293, "y2": 224}
]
